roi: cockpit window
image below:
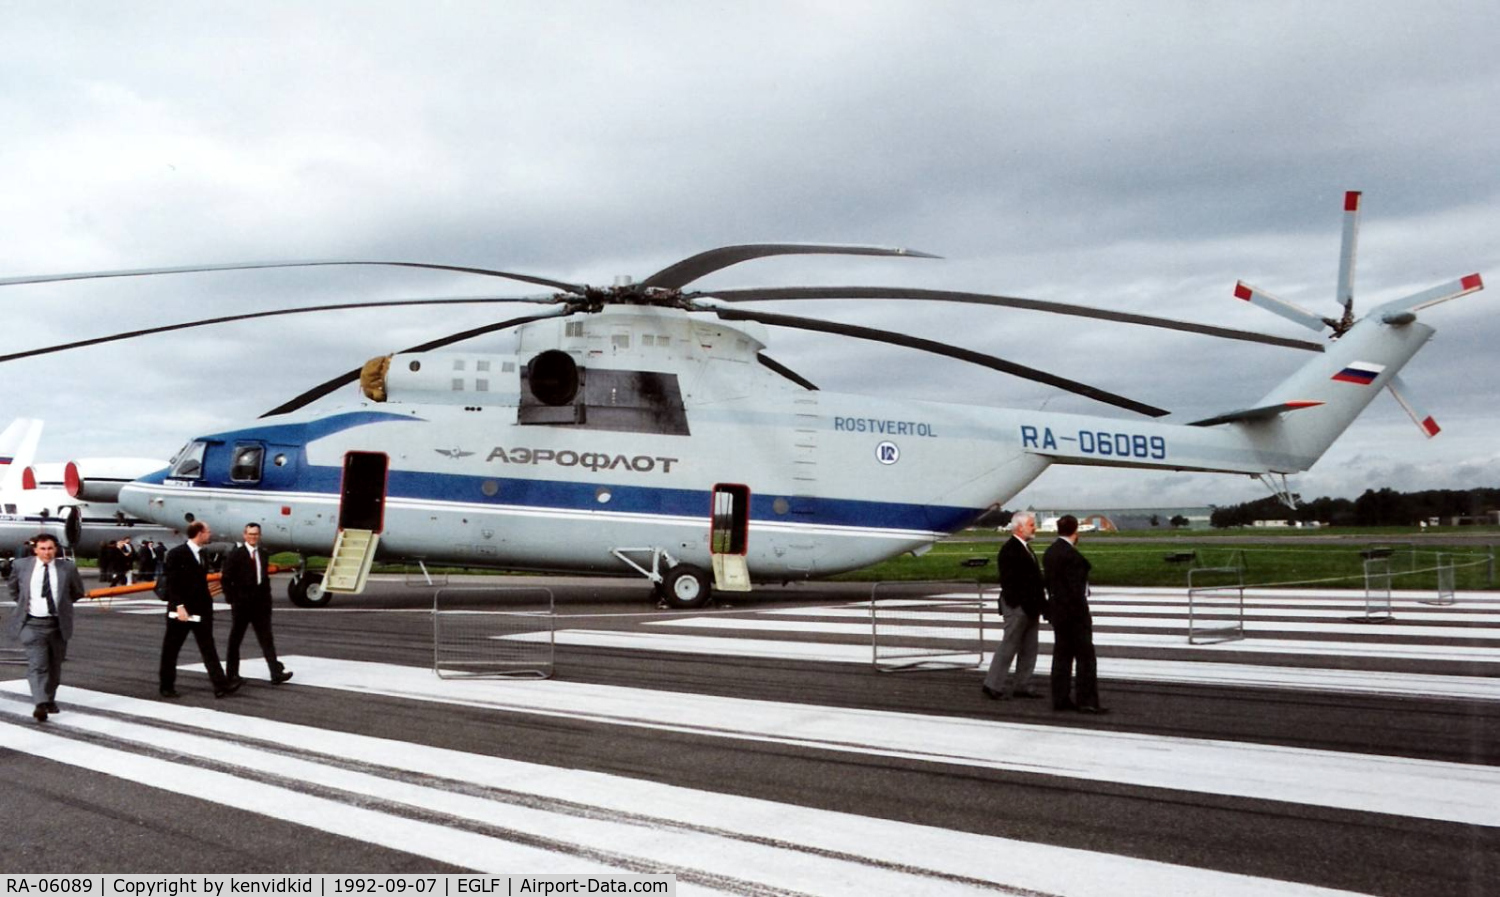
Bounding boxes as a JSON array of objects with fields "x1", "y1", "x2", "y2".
[
  {"x1": 230, "y1": 445, "x2": 264, "y2": 483},
  {"x1": 169, "y1": 441, "x2": 208, "y2": 479}
]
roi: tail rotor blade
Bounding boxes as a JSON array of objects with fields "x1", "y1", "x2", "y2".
[
  {"x1": 1336, "y1": 191, "x2": 1362, "y2": 313},
  {"x1": 1375, "y1": 273, "x2": 1485, "y2": 319},
  {"x1": 1386, "y1": 373, "x2": 1441, "y2": 439},
  {"x1": 1232, "y1": 282, "x2": 1330, "y2": 333}
]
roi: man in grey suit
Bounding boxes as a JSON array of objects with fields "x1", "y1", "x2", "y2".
[{"x1": 5, "y1": 533, "x2": 86, "y2": 722}]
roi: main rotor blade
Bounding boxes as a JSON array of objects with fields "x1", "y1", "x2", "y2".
[
  {"x1": 0, "y1": 260, "x2": 585, "y2": 293},
  {"x1": 640, "y1": 244, "x2": 940, "y2": 291},
  {"x1": 260, "y1": 308, "x2": 571, "y2": 417},
  {"x1": 0, "y1": 295, "x2": 561, "y2": 365},
  {"x1": 705, "y1": 305, "x2": 1169, "y2": 417},
  {"x1": 694, "y1": 286, "x2": 1324, "y2": 352}
]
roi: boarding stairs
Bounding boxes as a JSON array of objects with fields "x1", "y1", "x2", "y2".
[{"x1": 325, "y1": 528, "x2": 380, "y2": 593}]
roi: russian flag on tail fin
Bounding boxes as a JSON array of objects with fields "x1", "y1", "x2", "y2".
[{"x1": 1331, "y1": 361, "x2": 1385, "y2": 385}]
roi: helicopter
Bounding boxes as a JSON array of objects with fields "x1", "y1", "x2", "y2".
[{"x1": 0, "y1": 191, "x2": 1483, "y2": 608}]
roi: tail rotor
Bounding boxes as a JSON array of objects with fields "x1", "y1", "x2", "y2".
[{"x1": 1233, "y1": 190, "x2": 1484, "y2": 439}]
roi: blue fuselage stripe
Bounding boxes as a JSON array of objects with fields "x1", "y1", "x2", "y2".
[{"x1": 140, "y1": 466, "x2": 983, "y2": 534}]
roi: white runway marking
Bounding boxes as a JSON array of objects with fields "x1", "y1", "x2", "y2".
[
  {"x1": 0, "y1": 687, "x2": 1365, "y2": 897},
  {"x1": 517, "y1": 628, "x2": 1500, "y2": 701},
  {"x1": 646, "y1": 616, "x2": 1500, "y2": 664},
  {"x1": 139, "y1": 656, "x2": 1500, "y2": 828},
  {"x1": 769, "y1": 604, "x2": 1500, "y2": 625}
]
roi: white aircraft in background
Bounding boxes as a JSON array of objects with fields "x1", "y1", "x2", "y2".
[
  {"x1": 0, "y1": 418, "x2": 176, "y2": 557},
  {"x1": 0, "y1": 417, "x2": 43, "y2": 491}
]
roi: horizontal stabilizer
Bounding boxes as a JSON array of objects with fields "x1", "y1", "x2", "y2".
[{"x1": 1188, "y1": 400, "x2": 1324, "y2": 428}]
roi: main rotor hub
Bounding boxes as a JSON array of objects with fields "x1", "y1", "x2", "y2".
[{"x1": 560, "y1": 284, "x2": 691, "y2": 313}]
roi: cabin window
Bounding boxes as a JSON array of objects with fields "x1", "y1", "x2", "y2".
[
  {"x1": 230, "y1": 445, "x2": 264, "y2": 483},
  {"x1": 476, "y1": 378, "x2": 490, "y2": 392},
  {"x1": 476, "y1": 359, "x2": 490, "y2": 372},
  {"x1": 452, "y1": 378, "x2": 465, "y2": 391},
  {"x1": 168, "y1": 441, "x2": 208, "y2": 479},
  {"x1": 642, "y1": 334, "x2": 655, "y2": 347},
  {"x1": 565, "y1": 322, "x2": 585, "y2": 337},
  {"x1": 4, "y1": 503, "x2": 15, "y2": 514}
]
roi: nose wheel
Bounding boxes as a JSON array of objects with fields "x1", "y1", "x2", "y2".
[
  {"x1": 661, "y1": 564, "x2": 712, "y2": 610},
  {"x1": 288, "y1": 571, "x2": 330, "y2": 607}
]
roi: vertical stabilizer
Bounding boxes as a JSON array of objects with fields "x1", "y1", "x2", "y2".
[
  {"x1": 0, "y1": 418, "x2": 44, "y2": 491},
  {"x1": 1251, "y1": 318, "x2": 1433, "y2": 469}
]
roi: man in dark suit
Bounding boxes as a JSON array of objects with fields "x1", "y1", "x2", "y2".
[
  {"x1": 981, "y1": 512, "x2": 1045, "y2": 700},
  {"x1": 158, "y1": 520, "x2": 239, "y2": 699},
  {"x1": 5, "y1": 533, "x2": 86, "y2": 722},
  {"x1": 1043, "y1": 514, "x2": 1107, "y2": 714},
  {"x1": 222, "y1": 523, "x2": 291, "y2": 685}
]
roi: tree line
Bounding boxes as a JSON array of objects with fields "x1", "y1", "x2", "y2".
[{"x1": 1208, "y1": 487, "x2": 1500, "y2": 528}]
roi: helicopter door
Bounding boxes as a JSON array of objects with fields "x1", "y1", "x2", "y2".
[
  {"x1": 327, "y1": 451, "x2": 387, "y2": 594},
  {"x1": 338, "y1": 451, "x2": 388, "y2": 532},
  {"x1": 709, "y1": 484, "x2": 751, "y2": 592}
]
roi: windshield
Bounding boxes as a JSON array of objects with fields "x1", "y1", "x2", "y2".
[{"x1": 168, "y1": 441, "x2": 208, "y2": 479}]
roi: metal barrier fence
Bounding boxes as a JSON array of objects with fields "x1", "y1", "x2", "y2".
[
  {"x1": 1187, "y1": 565, "x2": 1246, "y2": 644},
  {"x1": 1358, "y1": 557, "x2": 1395, "y2": 622},
  {"x1": 870, "y1": 580, "x2": 986, "y2": 672},
  {"x1": 1421, "y1": 553, "x2": 1457, "y2": 606},
  {"x1": 433, "y1": 586, "x2": 555, "y2": 679}
]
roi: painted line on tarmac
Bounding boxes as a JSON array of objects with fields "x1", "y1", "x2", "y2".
[
  {"x1": 0, "y1": 687, "x2": 1360, "y2": 897},
  {"x1": 138, "y1": 655, "x2": 1500, "y2": 829},
  {"x1": 772, "y1": 605, "x2": 1500, "y2": 625},
  {"x1": 646, "y1": 616, "x2": 1500, "y2": 662},
  {"x1": 516, "y1": 628, "x2": 1500, "y2": 701}
]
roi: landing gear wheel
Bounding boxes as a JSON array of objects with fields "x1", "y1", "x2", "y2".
[
  {"x1": 288, "y1": 572, "x2": 331, "y2": 608},
  {"x1": 661, "y1": 564, "x2": 712, "y2": 610}
]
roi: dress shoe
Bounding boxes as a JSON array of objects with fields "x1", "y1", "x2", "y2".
[
  {"x1": 1076, "y1": 704, "x2": 1111, "y2": 715},
  {"x1": 33, "y1": 705, "x2": 48, "y2": 723},
  {"x1": 1052, "y1": 701, "x2": 1079, "y2": 712},
  {"x1": 1012, "y1": 690, "x2": 1044, "y2": 699},
  {"x1": 271, "y1": 670, "x2": 294, "y2": 684},
  {"x1": 980, "y1": 684, "x2": 1003, "y2": 700},
  {"x1": 159, "y1": 688, "x2": 180, "y2": 699},
  {"x1": 44, "y1": 701, "x2": 59, "y2": 713},
  {"x1": 214, "y1": 678, "x2": 243, "y2": 698}
]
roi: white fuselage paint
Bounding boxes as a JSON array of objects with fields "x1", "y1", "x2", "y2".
[{"x1": 115, "y1": 305, "x2": 1439, "y2": 585}]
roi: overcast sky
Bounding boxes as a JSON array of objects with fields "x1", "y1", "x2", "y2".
[{"x1": 3, "y1": 1, "x2": 1498, "y2": 511}]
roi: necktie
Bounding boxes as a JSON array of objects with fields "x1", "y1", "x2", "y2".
[
  {"x1": 251, "y1": 548, "x2": 260, "y2": 584},
  {"x1": 41, "y1": 563, "x2": 57, "y2": 616}
]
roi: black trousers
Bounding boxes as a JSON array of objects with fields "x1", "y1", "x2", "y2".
[
  {"x1": 1049, "y1": 614, "x2": 1099, "y2": 709},
  {"x1": 226, "y1": 602, "x2": 282, "y2": 679},
  {"x1": 159, "y1": 616, "x2": 229, "y2": 691}
]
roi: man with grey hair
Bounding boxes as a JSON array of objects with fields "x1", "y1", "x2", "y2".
[{"x1": 981, "y1": 512, "x2": 1046, "y2": 700}]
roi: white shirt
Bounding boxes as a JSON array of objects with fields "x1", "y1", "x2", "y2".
[
  {"x1": 28, "y1": 561, "x2": 58, "y2": 617},
  {"x1": 188, "y1": 541, "x2": 203, "y2": 563}
]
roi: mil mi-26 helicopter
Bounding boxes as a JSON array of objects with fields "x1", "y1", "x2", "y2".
[{"x1": 0, "y1": 191, "x2": 1483, "y2": 608}]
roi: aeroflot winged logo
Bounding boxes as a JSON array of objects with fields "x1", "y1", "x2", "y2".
[
  {"x1": 434, "y1": 447, "x2": 475, "y2": 459},
  {"x1": 1331, "y1": 361, "x2": 1386, "y2": 386}
]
